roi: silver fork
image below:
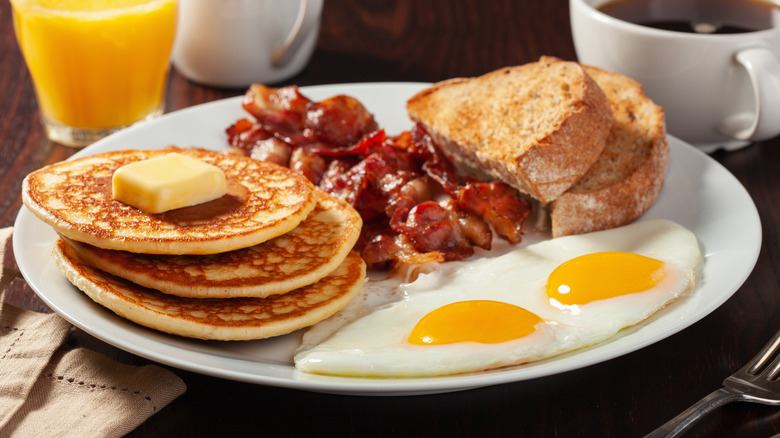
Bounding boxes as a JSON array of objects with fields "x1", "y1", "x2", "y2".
[{"x1": 645, "y1": 327, "x2": 780, "y2": 437}]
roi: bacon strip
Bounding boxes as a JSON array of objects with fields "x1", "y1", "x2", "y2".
[{"x1": 227, "y1": 85, "x2": 533, "y2": 268}]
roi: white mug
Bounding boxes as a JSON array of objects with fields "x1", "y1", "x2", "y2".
[
  {"x1": 172, "y1": 0, "x2": 322, "y2": 88},
  {"x1": 570, "y1": 0, "x2": 780, "y2": 152}
]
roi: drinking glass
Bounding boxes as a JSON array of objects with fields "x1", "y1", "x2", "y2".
[{"x1": 11, "y1": 0, "x2": 177, "y2": 148}]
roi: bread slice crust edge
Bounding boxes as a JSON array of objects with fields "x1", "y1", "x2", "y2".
[
  {"x1": 406, "y1": 58, "x2": 614, "y2": 203},
  {"x1": 550, "y1": 64, "x2": 669, "y2": 237}
]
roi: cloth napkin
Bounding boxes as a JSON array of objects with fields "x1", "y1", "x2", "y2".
[{"x1": 0, "y1": 227, "x2": 186, "y2": 437}]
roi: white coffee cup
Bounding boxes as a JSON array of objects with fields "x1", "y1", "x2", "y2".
[
  {"x1": 570, "y1": 0, "x2": 780, "y2": 152},
  {"x1": 172, "y1": 0, "x2": 322, "y2": 88}
]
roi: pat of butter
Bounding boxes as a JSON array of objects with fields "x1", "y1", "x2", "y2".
[{"x1": 112, "y1": 152, "x2": 228, "y2": 214}]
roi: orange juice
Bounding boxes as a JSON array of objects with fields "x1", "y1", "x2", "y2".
[{"x1": 11, "y1": 0, "x2": 176, "y2": 146}]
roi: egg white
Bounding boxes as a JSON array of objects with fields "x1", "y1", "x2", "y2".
[{"x1": 294, "y1": 219, "x2": 702, "y2": 377}]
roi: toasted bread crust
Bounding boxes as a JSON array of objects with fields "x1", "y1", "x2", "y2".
[
  {"x1": 550, "y1": 64, "x2": 669, "y2": 237},
  {"x1": 407, "y1": 58, "x2": 613, "y2": 203}
]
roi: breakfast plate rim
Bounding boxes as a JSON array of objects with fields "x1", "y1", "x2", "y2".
[{"x1": 13, "y1": 82, "x2": 762, "y2": 396}]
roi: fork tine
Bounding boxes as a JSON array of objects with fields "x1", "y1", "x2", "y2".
[
  {"x1": 765, "y1": 343, "x2": 780, "y2": 381},
  {"x1": 746, "y1": 328, "x2": 780, "y2": 376},
  {"x1": 768, "y1": 357, "x2": 780, "y2": 381}
]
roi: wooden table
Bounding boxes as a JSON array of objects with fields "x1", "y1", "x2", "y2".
[{"x1": 3, "y1": 1, "x2": 779, "y2": 436}]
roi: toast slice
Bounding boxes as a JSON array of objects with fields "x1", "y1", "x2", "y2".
[
  {"x1": 406, "y1": 57, "x2": 613, "y2": 203},
  {"x1": 550, "y1": 63, "x2": 669, "y2": 237}
]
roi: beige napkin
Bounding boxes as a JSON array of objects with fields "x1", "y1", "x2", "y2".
[{"x1": 0, "y1": 227, "x2": 186, "y2": 437}]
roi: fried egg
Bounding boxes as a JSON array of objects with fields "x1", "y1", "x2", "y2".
[{"x1": 294, "y1": 219, "x2": 701, "y2": 377}]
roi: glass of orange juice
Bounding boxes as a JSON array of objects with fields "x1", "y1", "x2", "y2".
[{"x1": 10, "y1": 0, "x2": 177, "y2": 148}]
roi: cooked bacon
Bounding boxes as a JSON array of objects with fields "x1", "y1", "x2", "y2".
[
  {"x1": 360, "y1": 232, "x2": 444, "y2": 268},
  {"x1": 458, "y1": 213, "x2": 493, "y2": 250},
  {"x1": 348, "y1": 152, "x2": 409, "y2": 222},
  {"x1": 226, "y1": 118, "x2": 269, "y2": 150},
  {"x1": 319, "y1": 157, "x2": 360, "y2": 198},
  {"x1": 225, "y1": 120, "x2": 293, "y2": 165},
  {"x1": 233, "y1": 85, "x2": 381, "y2": 152},
  {"x1": 242, "y1": 84, "x2": 310, "y2": 131},
  {"x1": 360, "y1": 233, "x2": 400, "y2": 267},
  {"x1": 304, "y1": 129, "x2": 386, "y2": 157},
  {"x1": 393, "y1": 234, "x2": 445, "y2": 265},
  {"x1": 457, "y1": 181, "x2": 531, "y2": 244},
  {"x1": 411, "y1": 126, "x2": 462, "y2": 196},
  {"x1": 241, "y1": 84, "x2": 312, "y2": 145},
  {"x1": 249, "y1": 138, "x2": 293, "y2": 166},
  {"x1": 228, "y1": 85, "x2": 534, "y2": 268},
  {"x1": 386, "y1": 177, "x2": 432, "y2": 220},
  {"x1": 289, "y1": 147, "x2": 327, "y2": 185},
  {"x1": 390, "y1": 201, "x2": 475, "y2": 261},
  {"x1": 439, "y1": 198, "x2": 493, "y2": 250},
  {"x1": 305, "y1": 95, "x2": 379, "y2": 147},
  {"x1": 226, "y1": 117, "x2": 256, "y2": 144}
]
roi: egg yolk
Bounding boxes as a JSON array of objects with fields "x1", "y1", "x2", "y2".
[
  {"x1": 408, "y1": 300, "x2": 543, "y2": 345},
  {"x1": 546, "y1": 252, "x2": 665, "y2": 306}
]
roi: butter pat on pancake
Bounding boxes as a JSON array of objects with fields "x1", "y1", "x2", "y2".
[
  {"x1": 53, "y1": 238, "x2": 367, "y2": 341},
  {"x1": 65, "y1": 190, "x2": 362, "y2": 298},
  {"x1": 112, "y1": 152, "x2": 228, "y2": 214},
  {"x1": 22, "y1": 147, "x2": 316, "y2": 255}
]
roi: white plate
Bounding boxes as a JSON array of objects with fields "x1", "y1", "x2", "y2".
[{"x1": 13, "y1": 83, "x2": 762, "y2": 395}]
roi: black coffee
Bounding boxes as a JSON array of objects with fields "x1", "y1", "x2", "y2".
[{"x1": 598, "y1": 0, "x2": 780, "y2": 34}]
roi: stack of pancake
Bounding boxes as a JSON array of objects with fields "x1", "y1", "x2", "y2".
[{"x1": 22, "y1": 147, "x2": 366, "y2": 341}]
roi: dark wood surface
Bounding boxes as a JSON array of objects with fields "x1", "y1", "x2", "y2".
[{"x1": 2, "y1": 1, "x2": 779, "y2": 436}]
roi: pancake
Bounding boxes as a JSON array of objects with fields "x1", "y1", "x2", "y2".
[
  {"x1": 22, "y1": 147, "x2": 316, "y2": 255},
  {"x1": 64, "y1": 190, "x2": 363, "y2": 298},
  {"x1": 52, "y1": 238, "x2": 367, "y2": 341}
]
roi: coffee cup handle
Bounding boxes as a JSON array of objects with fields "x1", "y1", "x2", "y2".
[
  {"x1": 718, "y1": 47, "x2": 780, "y2": 142},
  {"x1": 271, "y1": 0, "x2": 322, "y2": 68}
]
